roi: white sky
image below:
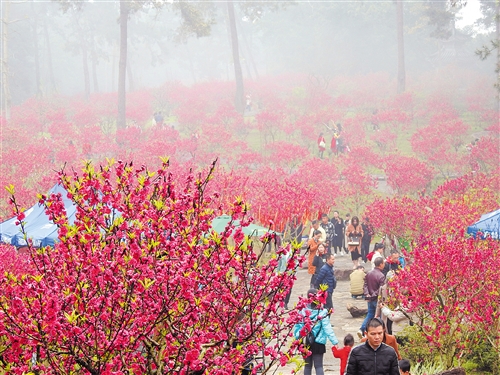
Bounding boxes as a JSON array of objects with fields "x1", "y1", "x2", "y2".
[{"x1": 455, "y1": 0, "x2": 482, "y2": 29}]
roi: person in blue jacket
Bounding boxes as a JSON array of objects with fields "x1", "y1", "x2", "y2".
[
  {"x1": 294, "y1": 288, "x2": 339, "y2": 375},
  {"x1": 314, "y1": 253, "x2": 337, "y2": 311}
]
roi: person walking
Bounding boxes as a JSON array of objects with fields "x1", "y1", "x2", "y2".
[
  {"x1": 294, "y1": 289, "x2": 339, "y2": 375},
  {"x1": 318, "y1": 133, "x2": 326, "y2": 159},
  {"x1": 332, "y1": 334, "x2": 355, "y2": 375},
  {"x1": 370, "y1": 243, "x2": 385, "y2": 270},
  {"x1": 309, "y1": 220, "x2": 326, "y2": 244},
  {"x1": 343, "y1": 214, "x2": 351, "y2": 254},
  {"x1": 360, "y1": 318, "x2": 402, "y2": 360},
  {"x1": 357, "y1": 257, "x2": 386, "y2": 339},
  {"x1": 307, "y1": 230, "x2": 322, "y2": 285},
  {"x1": 277, "y1": 245, "x2": 297, "y2": 310},
  {"x1": 346, "y1": 216, "x2": 363, "y2": 269},
  {"x1": 331, "y1": 211, "x2": 345, "y2": 256},
  {"x1": 320, "y1": 213, "x2": 335, "y2": 255},
  {"x1": 360, "y1": 217, "x2": 374, "y2": 262},
  {"x1": 346, "y1": 318, "x2": 399, "y2": 375},
  {"x1": 314, "y1": 254, "x2": 337, "y2": 311},
  {"x1": 311, "y1": 243, "x2": 328, "y2": 288}
]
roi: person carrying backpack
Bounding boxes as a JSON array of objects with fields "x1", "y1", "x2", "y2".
[{"x1": 294, "y1": 289, "x2": 339, "y2": 375}]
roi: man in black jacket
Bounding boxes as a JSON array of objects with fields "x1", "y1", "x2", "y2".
[
  {"x1": 331, "y1": 211, "x2": 345, "y2": 256},
  {"x1": 345, "y1": 318, "x2": 399, "y2": 375}
]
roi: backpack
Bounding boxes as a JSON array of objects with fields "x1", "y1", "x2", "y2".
[{"x1": 304, "y1": 318, "x2": 322, "y2": 346}]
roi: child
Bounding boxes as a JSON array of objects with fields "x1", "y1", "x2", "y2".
[
  {"x1": 399, "y1": 359, "x2": 411, "y2": 375},
  {"x1": 332, "y1": 333, "x2": 354, "y2": 375}
]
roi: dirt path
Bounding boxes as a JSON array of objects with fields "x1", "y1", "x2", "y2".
[{"x1": 271, "y1": 253, "x2": 372, "y2": 374}]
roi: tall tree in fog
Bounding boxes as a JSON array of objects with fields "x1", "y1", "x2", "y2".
[
  {"x1": 117, "y1": 1, "x2": 214, "y2": 128},
  {"x1": 396, "y1": 0, "x2": 405, "y2": 93},
  {"x1": 227, "y1": 0, "x2": 245, "y2": 113},
  {"x1": 226, "y1": 1, "x2": 291, "y2": 112},
  {"x1": 42, "y1": 4, "x2": 57, "y2": 94},
  {"x1": 117, "y1": 0, "x2": 128, "y2": 128},
  {"x1": 1, "y1": 0, "x2": 14, "y2": 119},
  {"x1": 476, "y1": 0, "x2": 500, "y2": 115},
  {"x1": 54, "y1": 2, "x2": 112, "y2": 100},
  {"x1": 31, "y1": 2, "x2": 42, "y2": 97}
]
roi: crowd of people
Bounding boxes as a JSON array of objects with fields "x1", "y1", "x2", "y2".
[
  {"x1": 305, "y1": 212, "x2": 376, "y2": 271},
  {"x1": 289, "y1": 211, "x2": 410, "y2": 375}
]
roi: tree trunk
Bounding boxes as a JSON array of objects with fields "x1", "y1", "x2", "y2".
[
  {"x1": 396, "y1": 0, "x2": 405, "y2": 94},
  {"x1": 111, "y1": 48, "x2": 116, "y2": 92},
  {"x1": 31, "y1": 2, "x2": 42, "y2": 97},
  {"x1": 82, "y1": 41, "x2": 90, "y2": 100},
  {"x1": 496, "y1": 0, "x2": 499, "y2": 119},
  {"x1": 43, "y1": 12, "x2": 57, "y2": 93},
  {"x1": 226, "y1": 0, "x2": 245, "y2": 113},
  {"x1": 90, "y1": 31, "x2": 99, "y2": 93},
  {"x1": 1, "y1": 1, "x2": 12, "y2": 119},
  {"x1": 238, "y1": 19, "x2": 259, "y2": 79},
  {"x1": 127, "y1": 59, "x2": 134, "y2": 92},
  {"x1": 241, "y1": 47, "x2": 253, "y2": 80},
  {"x1": 117, "y1": 0, "x2": 129, "y2": 129},
  {"x1": 234, "y1": 11, "x2": 254, "y2": 79}
]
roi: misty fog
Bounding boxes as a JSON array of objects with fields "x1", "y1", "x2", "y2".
[{"x1": 2, "y1": 0, "x2": 497, "y2": 104}]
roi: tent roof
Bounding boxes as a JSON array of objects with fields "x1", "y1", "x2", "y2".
[
  {"x1": 211, "y1": 215, "x2": 280, "y2": 237},
  {"x1": 467, "y1": 208, "x2": 500, "y2": 240},
  {"x1": 0, "y1": 184, "x2": 76, "y2": 247}
]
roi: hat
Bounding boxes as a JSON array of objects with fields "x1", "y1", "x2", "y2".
[{"x1": 307, "y1": 288, "x2": 318, "y2": 298}]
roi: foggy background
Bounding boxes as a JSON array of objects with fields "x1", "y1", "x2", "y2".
[{"x1": 3, "y1": 0, "x2": 497, "y2": 105}]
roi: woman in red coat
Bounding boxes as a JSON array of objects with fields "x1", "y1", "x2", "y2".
[{"x1": 330, "y1": 133, "x2": 339, "y2": 156}]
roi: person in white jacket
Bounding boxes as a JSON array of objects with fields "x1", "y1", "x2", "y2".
[
  {"x1": 370, "y1": 243, "x2": 384, "y2": 270},
  {"x1": 378, "y1": 302, "x2": 414, "y2": 334}
]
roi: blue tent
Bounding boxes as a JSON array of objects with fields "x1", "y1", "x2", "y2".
[
  {"x1": 0, "y1": 184, "x2": 76, "y2": 247},
  {"x1": 211, "y1": 215, "x2": 280, "y2": 237},
  {"x1": 467, "y1": 209, "x2": 500, "y2": 240}
]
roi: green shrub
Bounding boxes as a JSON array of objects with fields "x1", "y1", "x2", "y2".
[
  {"x1": 398, "y1": 325, "x2": 433, "y2": 364},
  {"x1": 410, "y1": 360, "x2": 446, "y2": 375},
  {"x1": 462, "y1": 338, "x2": 498, "y2": 374}
]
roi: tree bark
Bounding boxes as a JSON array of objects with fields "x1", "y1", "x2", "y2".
[
  {"x1": 31, "y1": 2, "x2": 42, "y2": 97},
  {"x1": 43, "y1": 12, "x2": 57, "y2": 93},
  {"x1": 1, "y1": 1, "x2": 12, "y2": 119},
  {"x1": 237, "y1": 17, "x2": 259, "y2": 79},
  {"x1": 396, "y1": 0, "x2": 405, "y2": 94},
  {"x1": 496, "y1": 0, "x2": 499, "y2": 119},
  {"x1": 226, "y1": 0, "x2": 245, "y2": 113},
  {"x1": 127, "y1": 59, "x2": 134, "y2": 92},
  {"x1": 90, "y1": 31, "x2": 99, "y2": 93},
  {"x1": 82, "y1": 40, "x2": 90, "y2": 100},
  {"x1": 117, "y1": 0, "x2": 129, "y2": 129}
]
